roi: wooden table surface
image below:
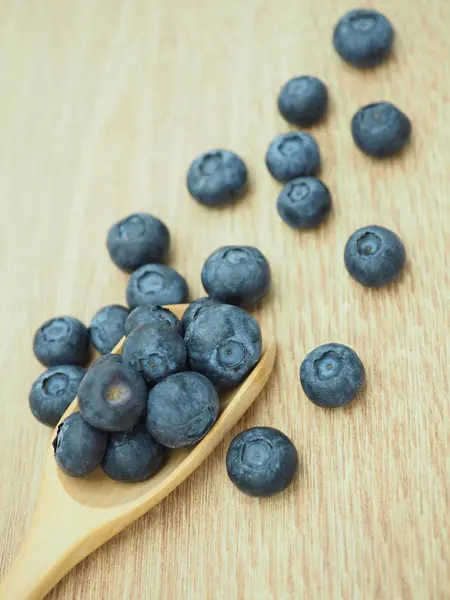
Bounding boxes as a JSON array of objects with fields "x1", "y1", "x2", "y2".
[{"x1": 0, "y1": 1, "x2": 449, "y2": 598}]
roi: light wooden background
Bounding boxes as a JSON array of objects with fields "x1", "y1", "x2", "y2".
[{"x1": 0, "y1": 1, "x2": 449, "y2": 598}]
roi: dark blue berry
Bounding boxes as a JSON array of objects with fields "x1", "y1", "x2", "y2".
[
  {"x1": 333, "y1": 9, "x2": 394, "y2": 68},
  {"x1": 107, "y1": 213, "x2": 170, "y2": 273},
  {"x1": 90, "y1": 305, "x2": 129, "y2": 355},
  {"x1": 179, "y1": 297, "x2": 221, "y2": 337},
  {"x1": 226, "y1": 427, "x2": 298, "y2": 497},
  {"x1": 33, "y1": 316, "x2": 90, "y2": 367},
  {"x1": 300, "y1": 343, "x2": 365, "y2": 408},
  {"x1": 187, "y1": 149, "x2": 248, "y2": 206},
  {"x1": 278, "y1": 76, "x2": 328, "y2": 127},
  {"x1": 344, "y1": 225, "x2": 406, "y2": 287},
  {"x1": 126, "y1": 264, "x2": 188, "y2": 310},
  {"x1": 146, "y1": 372, "x2": 219, "y2": 448},
  {"x1": 265, "y1": 132, "x2": 321, "y2": 182},
  {"x1": 53, "y1": 412, "x2": 108, "y2": 477},
  {"x1": 277, "y1": 177, "x2": 332, "y2": 229},
  {"x1": 124, "y1": 304, "x2": 181, "y2": 336},
  {"x1": 201, "y1": 246, "x2": 271, "y2": 307},
  {"x1": 29, "y1": 365, "x2": 85, "y2": 426}
]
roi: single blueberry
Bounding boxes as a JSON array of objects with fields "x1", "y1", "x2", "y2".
[
  {"x1": 107, "y1": 213, "x2": 170, "y2": 273},
  {"x1": 226, "y1": 427, "x2": 298, "y2": 497},
  {"x1": 300, "y1": 343, "x2": 365, "y2": 408},
  {"x1": 276, "y1": 176, "x2": 332, "y2": 229},
  {"x1": 101, "y1": 423, "x2": 168, "y2": 483},
  {"x1": 125, "y1": 304, "x2": 182, "y2": 336},
  {"x1": 78, "y1": 359, "x2": 147, "y2": 431},
  {"x1": 344, "y1": 225, "x2": 406, "y2": 287},
  {"x1": 89, "y1": 304, "x2": 129, "y2": 355},
  {"x1": 185, "y1": 304, "x2": 262, "y2": 390},
  {"x1": 201, "y1": 246, "x2": 271, "y2": 307},
  {"x1": 333, "y1": 9, "x2": 394, "y2": 68},
  {"x1": 265, "y1": 132, "x2": 321, "y2": 182},
  {"x1": 33, "y1": 316, "x2": 90, "y2": 367},
  {"x1": 179, "y1": 297, "x2": 221, "y2": 337},
  {"x1": 278, "y1": 76, "x2": 328, "y2": 127},
  {"x1": 187, "y1": 149, "x2": 248, "y2": 206},
  {"x1": 351, "y1": 102, "x2": 411, "y2": 158},
  {"x1": 126, "y1": 264, "x2": 188, "y2": 309},
  {"x1": 146, "y1": 371, "x2": 219, "y2": 448},
  {"x1": 122, "y1": 324, "x2": 187, "y2": 384},
  {"x1": 53, "y1": 412, "x2": 108, "y2": 477},
  {"x1": 29, "y1": 365, "x2": 85, "y2": 427}
]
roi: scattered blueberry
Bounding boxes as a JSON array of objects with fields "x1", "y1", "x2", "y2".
[
  {"x1": 122, "y1": 324, "x2": 187, "y2": 384},
  {"x1": 333, "y1": 9, "x2": 394, "y2": 68},
  {"x1": 33, "y1": 316, "x2": 90, "y2": 368},
  {"x1": 276, "y1": 176, "x2": 332, "y2": 229},
  {"x1": 265, "y1": 132, "x2": 321, "y2": 182},
  {"x1": 107, "y1": 213, "x2": 170, "y2": 273},
  {"x1": 201, "y1": 246, "x2": 271, "y2": 307},
  {"x1": 126, "y1": 264, "x2": 188, "y2": 309},
  {"x1": 344, "y1": 225, "x2": 406, "y2": 287},
  {"x1": 226, "y1": 427, "x2": 298, "y2": 497},
  {"x1": 351, "y1": 102, "x2": 411, "y2": 158},
  {"x1": 180, "y1": 297, "x2": 221, "y2": 336},
  {"x1": 29, "y1": 365, "x2": 85, "y2": 427},
  {"x1": 187, "y1": 149, "x2": 248, "y2": 207},
  {"x1": 147, "y1": 372, "x2": 219, "y2": 448},
  {"x1": 53, "y1": 412, "x2": 108, "y2": 477},
  {"x1": 101, "y1": 423, "x2": 168, "y2": 483},
  {"x1": 278, "y1": 76, "x2": 328, "y2": 127},
  {"x1": 300, "y1": 343, "x2": 365, "y2": 408},
  {"x1": 90, "y1": 305, "x2": 129, "y2": 355},
  {"x1": 124, "y1": 304, "x2": 181, "y2": 336},
  {"x1": 185, "y1": 304, "x2": 262, "y2": 389},
  {"x1": 78, "y1": 359, "x2": 147, "y2": 431}
]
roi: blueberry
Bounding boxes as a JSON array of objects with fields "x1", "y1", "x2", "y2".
[
  {"x1": 278, "y1": 76, "x2": 328, "y2": 127},
  {"x1": 265, "y1": 132, "x2": 321, "y2": 182},
  {"x1": 124, "y1": 304, "x2": 181, "y2": 336},
  {"x1": 53, "y1": 413, "x2": 108, "y2": 477},
  {"x1": 78, "y1": 359, "x2": 147, "y2": 431},
  {"x1": 226, "y1": 427, "x2": 298, "y2": 497},
  {"x1": 147, "y1": 372, "x2": 219, "y2": 448},
  {"x1": 344, "y1": 225, "x2": 406, "y2": 287},
  {"x1": 101, "y1": 423, "x2": 168, "y2": 483},
  {"x1": 351, "y1": 102, "x2": 411, "y2": 158},
  {"x1": 277, "y1": 177, "x2": 332, "y2": 229},
  {"x1": 333, "y1": 9, "x2": 394, "y2": 68},
  {"x1": 122, "y1": 324, "x2": 187, "y2": 384},
  {"x1": 187, "y1": 149, "x2": 248, "y2": 206},
  {"x1": 185, "y1": 304, "x2": 262, "y2": 389},
  {"x1": 201, "y1": 246, "x2": 271, "y2": 307},
  {"x1": 107, "y1": 213, "x2": 170, "y2": 273},
  {"x1": 89, "y1": 305, "x2": 129, "y2": 355},
  {"x1": 29, "y1": 365, "x2": 85, "y2": 427},
  {"x1": 126, "y1": 264, "x2": 188, "y2": 309},
  {"x1": 300, "y1": 343, "x2": 365, "y2": 408},
  {"x1": 33, "y1": 316, "x2": 90, "y2": 367},
  {"x1": 179, "y1": 297, "x2": 221, "y2": 336}
]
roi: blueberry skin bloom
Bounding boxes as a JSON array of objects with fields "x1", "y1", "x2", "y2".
[
  {"x1": 107, "y1": 213, "x2": 170, "y2": 273},
  {"x1": 185, "y1": 304, "x2": 262, "y2": 390},
  {"x1": 201, "y1": 246, "x2": 271, "y2": 307},
  {"x1": 351, "y1": 102, "x2": 411, "y2": 158},
  {"x1": 333, "y1": 9, "x2": 394, "y2": 68},
  {"x1": 277, "y1": 177, "x2": 332, "y2": 229},
  {"x1": 265, "y1": 132, "x2": 321, "y2": 183},
  {"x1": 29, "y1": 365, "x2": 85, "y2": 427},
  {"x1": 278, "y1": 76, "x2": 328, "y2": 127},
  {"x1": 147, "y1": 372, "x2": 219, "y2": 448},
  {"x1": 300, "y1": 343, "x2": 365, "y2": 408},
  {"x1": 90, "y1": 305, "x2": 129, "y2": 354},
  {"x1": 33, "y1": 316, "x2": 90, "y2": 367},
  {"x1": 344, "y1": 225, "x2": 406, "y2": 287},
  {"x1": 53, "y1": 413, "x2": 109, "y2": 477},
  {"x1": 122, "y1": 324, "x2": 187, "y2": 384},
  {"x1": 102, "y1": 423, "x2": 168, "y2": 483},
  {"x1": 179, "y1": 297, "x2": 221, "y2": 337},
  {"x1": 125, "y1": 304, "x2": 181, "y2": 336},
  {"x1": 126, "y1": 264, "x2": 189, "y2": 310},
  {"x1": 226, "y1": 427, "x2": 298, "y2": 497},
  {"x1": 187, "y1": 149, "x2": 248, "y2": 207}
]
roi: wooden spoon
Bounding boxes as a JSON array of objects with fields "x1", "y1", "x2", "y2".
[{"x1": 0, "y1": 304, "x2": 276, "y2": 600}]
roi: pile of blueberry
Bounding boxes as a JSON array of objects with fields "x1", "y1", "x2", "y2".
[{"x1": 28, "y1": 8, "x2": 409, "y2": 498}]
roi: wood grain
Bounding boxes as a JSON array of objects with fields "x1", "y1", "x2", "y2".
[{"x1": 0, "y1": 1, "x2": 449, "y2": 599}]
